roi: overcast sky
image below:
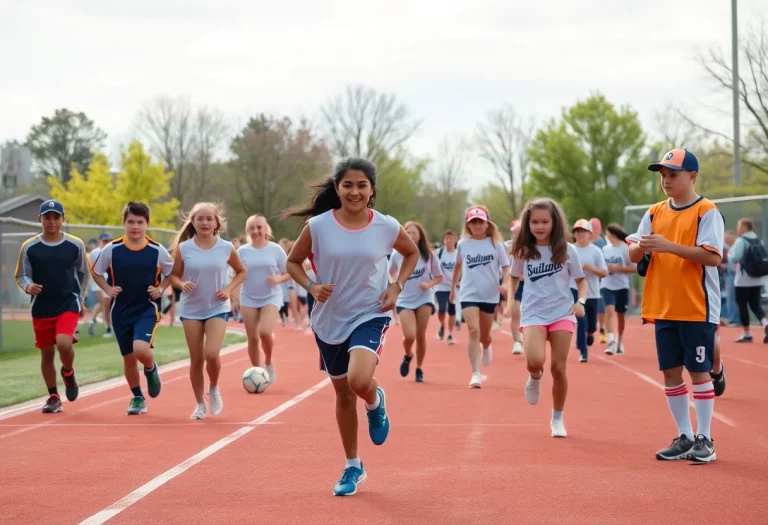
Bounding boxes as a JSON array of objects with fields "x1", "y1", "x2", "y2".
[{"x1": 1, "y1": 0, "x2": 764, "y2": 188}]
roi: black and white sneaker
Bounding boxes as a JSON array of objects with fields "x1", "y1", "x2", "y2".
[
  {"x1": 710, "y1": 363, "x2": 726, "y2": 397},
  {"x1": 689, "y1": 435, "x2": 716, "y2": 464},
  {"x1": 42, "y1": 396, "x2": 63, "y2": 413},
  {"x1": 415, "y1": 368, "x2": 424, "y2": 383},
  {"x1": 437, "y1": 325, "x2": 445, "y2": 341},
  {"x1": 655, "y1": 434, "x2": 695, "y2": 460},
  {"x1": 399, "y1": 355, "x2": 412, "y2": 377},
  {"x1": 446, "y1": 334, "x2": 455, "y2": 345},
  {"x1": 734, "y1": 333, "x2": 752, "y2": 343}
]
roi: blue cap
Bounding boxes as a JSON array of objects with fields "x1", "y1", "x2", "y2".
[
  {"x1": 648, "y1": 149, "x2": 699, "y2": 173},
  {"x1": 39, "y1": 200, "x2": 65, "y2": 216},
  {"x1": 99, "y1": 232, "x2": 113, "y2": 241}
]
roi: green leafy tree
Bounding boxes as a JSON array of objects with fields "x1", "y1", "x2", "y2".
[{"x1": 374, "y1": 151, "x2": 427, "y2": 223}]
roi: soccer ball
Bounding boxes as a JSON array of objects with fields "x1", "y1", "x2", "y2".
[{"x1": 242, "y1": 367, "x2": 270, "y2": 394}]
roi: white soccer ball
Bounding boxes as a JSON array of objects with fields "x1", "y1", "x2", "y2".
[{"x1": 242, "y1": 366, "x2": 271, "y2": 394}]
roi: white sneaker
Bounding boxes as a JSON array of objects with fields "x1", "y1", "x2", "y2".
[
  {"x1": 604, "y1": 341, "x2": 617, "y2": 355},
  {"x1": 266, "y1": 363, "x2": 276, "y2": 383},
  {"x1": 447, "y1": 334, "x2": 455, "y2": 345},
  {"x1": 525, "y1": 373, "x2": 542, "y2": 405},
  {"x1": 482, "y1": 345, "x2": 493, "y2": 367},
  {"x1": 550, "y1": 418, "x2": 567, "y2": 438},
  {"x1": 469, "y1": 372, "x2": 484, "y2": 388},
  {"x1": 616, "y1": 342, "x2": 625, "y2": 355},
  {"x1": 209, "y1": 386, "x2": 223, "y2": 415},
  {"x1": 190, "y1": 402, "x2": 206, "y2": 420},
  {"x1": 512, "y1": 341, "x2": 523, "y2": 355}
]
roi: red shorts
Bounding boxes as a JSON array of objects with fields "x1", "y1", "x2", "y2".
[
  {"x1": 32, "y1": 311, "x2": 79, "y2": 349},
  {"x1": 521, "y1": 319, "x2": 576, "y2": 333}
]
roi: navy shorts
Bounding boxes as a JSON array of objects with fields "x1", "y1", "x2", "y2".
[
  {"x1": 601, "y1": 288, "x2": 629, "y2": 314},
  {"x1": 598, "y1": 297, "x2": 605, "y2": 314},
  {"x1": 114, "y1": 315, "x2": 159, "y2": 357},
  {"x1": 435, "y1": 291, "x2": 456, "y2": 316},
  {"x1": 514, "y1": 280, "x2": 524, "y2": 302},
  {"x1": 316, "y1": 317, "x2": 390, "y2": 379},
  {"x1": 180, "y1": 312, "x2": 229, "y2": 323},
  {"x1": 396, "y1": 303, "x2": 435, "y2": 315},
  {"x1": 461, "y1": 302, "x2": 497, "y2": 315},
  {"x1": 655, "y1": 320, "x2": 716, "y2": 373},
  {"x1": 306, "y1": 294, "x2": 315, "y2": 319}
]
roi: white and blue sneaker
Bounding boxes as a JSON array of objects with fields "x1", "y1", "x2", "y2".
[
  {"x1": 333, "y1": 465, "x2": 367, "y2": 496},
  {"x1": 366, "y1": 387, "x2": 390, "y2": 445}
]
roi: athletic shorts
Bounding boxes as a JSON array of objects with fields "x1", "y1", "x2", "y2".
[
  {"x1": 396, "y1": 303, "x2": 435, "y2": 315},
  {"x1": 655, "y1": 320, "x2": 716, "y2": 373},
  {"x1": 315, "y1": 317, "x2": 390, "y2": 379},
  {"x1": 85, "y1": 289, "x2": 99, "y2": 309},
  {"x1": 180, "y1": 312, "x2": 230, "y2": 323},
  {"x1": 307, "y1": 294, "x2": 315, "y2": 319},
  {"x1": 32, "y1": 311, "x2": 79, "y2": 349},
  {"x1": 514, "y1": 280, "x2": 524, "y2": 302},
  {"x1": 522, "y1": 319, "x2": 575, "y2": 333},
  {"x1": 598, "y1": 297, "x2": 605, "y2": 314},
  {"x1": 114, "y1": 315, "x2": 159, "y2": 357},
  {"x1": 435, "y1": 291, "x2": 456, "y2": 316},
  {"x1": 601, "y1": 288, "x2": 629, "y2": 314},
  {"x1": 461, "y1": 302, "x2": 497, "y2": 315}
]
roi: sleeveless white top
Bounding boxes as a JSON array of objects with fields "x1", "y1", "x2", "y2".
[
  {"x1": 179, "y1": 236, "x2": 233, "y2": 320},
  {"x1": 309, "y1": 209, "x2": 400, "y2": 344},
  {"x1": 237, "y1": 241, "x2": 286, "y2": 309}
]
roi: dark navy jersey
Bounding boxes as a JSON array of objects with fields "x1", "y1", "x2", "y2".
[
  {"x1": 92, "y1": 236, "x2": 173, "y2": 323},
  {"x1": 15, "y1": 233, "x2": 89, "y2": 318}
]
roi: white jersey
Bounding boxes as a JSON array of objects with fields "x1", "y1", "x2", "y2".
[
  {"x1": 178, "y1": 237, "x2": 233, "y2": 320},
  {"x1": 88, "y1": 247, "x2": 108, "y2": 291},
  {"x1": 309, "y1": 209, "x2": 400, "y2": 344},
  {"x1": 435, "y1": 247, "x2": 457, "y2": 293},
  {"x1": 390, "y1": 250, "x2": 441, "y2": 309},
  {"x1": 238, "y1": 242, "x2": 286, "y2": 309},
  {"x1": 456, "y1": 237, "x2": 510, "y2": 304},
  {"x1": 569, "y1": 243, "x2": 607, "y2": 298},
  {"x1": 601, "y1": 242, "x2": 631, "y2": 291},
  {"x1": 511, "y1": 244, "x2": 585, "y2": 326}
]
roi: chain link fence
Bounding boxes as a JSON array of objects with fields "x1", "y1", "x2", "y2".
[
  {"x1": 0, "y1": 218, "x2": 176, "y2": 353},
  {"x1": 623, "y1": 195, "x2": 768, "y2": 316}
]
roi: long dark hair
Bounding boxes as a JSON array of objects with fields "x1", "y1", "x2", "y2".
[
  {"x1": 283, "y1": 157, "x2": 377, "y2": 225},
  {"x1": 404, "y1": 221, "x2": 432, "y2": 262},
  {"x1": 511, "y1": 197, "x2": 569, "y2": 265}
]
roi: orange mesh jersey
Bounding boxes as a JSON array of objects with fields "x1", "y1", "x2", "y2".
[{"x1": 627, "y1": 197, "x2": 724, "y2": 324}]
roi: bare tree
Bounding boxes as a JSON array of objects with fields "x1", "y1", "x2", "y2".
[
  {"x1": 187, "y1": 106, "x2": 229, "y2": 202},
  {"x1": 475, "y1": 105, "x2": 535, "y2": 217},
  {"x1": 653, "y1": 102, "x2": 701, "y2": 149},
  {"x1": 320, "y1": 85, "x2": 421, "y2": 168}
]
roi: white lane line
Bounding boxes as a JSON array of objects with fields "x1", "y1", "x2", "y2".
[
  {"x1": 596, "y1": 355, "x2": 736, "y2": 427},
  {"x1": 78, "y1": 377, "x2": 331, "y2": 525},
  {"x1": 0, "y1": 421, "x2": 284, "y2": 428},
  {"x1": 0, "y1": 336, "x2": 247, "y2": 421}
]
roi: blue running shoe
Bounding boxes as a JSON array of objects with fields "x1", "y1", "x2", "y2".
[
  {"x1": 333, "y1": 465, "x2": 366, "y2": 496},
  {"x1": 366, "y1": 387, "x2": 389, "y2": 445}
]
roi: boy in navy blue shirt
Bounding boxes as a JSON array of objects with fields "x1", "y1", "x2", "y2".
[
  {"x1": 91, "y1": 202, "x2": 173, "y2": 415},
  {"x1": 15, "y1": 200, "x2": 89, "y2": 413}
]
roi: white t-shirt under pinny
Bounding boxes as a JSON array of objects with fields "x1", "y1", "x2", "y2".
[
  {"x1": 569, "y1": 243, "x2": 607, "y2": 298},
  {"x1": 510, "y1": 244, "x2": 585, "y2": 327},
  {"x1": 435, "y1": 248, "x2": 457, "y2": 293},
  {"x1": 389, "y1": 251, "x2": 442, "y2": 309},
  {"x1": 456, "y1": 237, "x2": 510, "y2": 304},
  {"x1": 179, "y1": 237, "x2": 233, "y2": 320},
  {"x1": 237, "y1": 241, "x2": 287, "y2": 309},
  {"x1": 601, "y1": 242, "x2": 631, "y2": 291},
  {"x1": 309, "y1": 209, "x2": 400, "y2": 344}
]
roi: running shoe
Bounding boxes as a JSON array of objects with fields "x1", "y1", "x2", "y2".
[
  {"x1": 512, "y1": 341, "x2": 523, "y2": 355},
  {"x1": 655, "y1": 434, "x2": 695, "y2": 460},
  {"x1": 144, "y1": 362, "x2": 161, "y2": 398},
  {"x1": 604, "y1": 341, "x2": 617, "y2": 355},
  {"x1": 525, "y1": 373, "x2": 542, "y2": 405},
  {"x1": 209, "y1": 386, "x2": 223, "y2": 415},
  {"x1": 366, "y1": 387, "x2": 389, "y2": 445},
  {"x1": 190, "y1": 402, "x2": 206, "y2": 420},
  {"x1": 399, "y1": 355, "x2": 412, "y2": 377},
  {"x1": 415, "y1": 368, "x2": 424, "y2": 383},
  {"x1": 481, "y1": 345, "x2": 493, "y2": 367},
  {"x1": 61, "y1": 367, "x2": 79, "y2": 402},
  {"x1": 42, "y1": 396, "x2": 62, "y2": 413},
  {"x1": 437, "y1": 325, "x2": 445, "y2": 341},
  {"x1": 333, "y1": 465, "x2": 366, "y2": 496},
  {"x1": 469, "y1": 372, "x2": 483, "y2": 388},
  {"x1": 689, "y1": 435, "x2": 716, "y2": 464},
  {"x1": 550, "y1": 419, "x2": 567, "y2": 438},
  {"x1": 447, "y1": 334, "x2": 455, "y2": 345},
  {"x1": 126, "y1": 396, "x2": 147, "y2": 415},
  {"x1": 266, "y1": 363, "x2": 276, "y2": 383}
]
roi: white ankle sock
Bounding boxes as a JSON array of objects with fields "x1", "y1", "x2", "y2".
[
  {"x1": 365, "y1": 391, "x2": 381, "y2": 410},
  {"x1": 345, "y1": 457, "x2": 362, "y2": 469}
]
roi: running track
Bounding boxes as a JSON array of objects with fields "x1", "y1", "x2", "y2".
[{"x1": 1, "y1": 318, "x2": 766, "y2": 524}]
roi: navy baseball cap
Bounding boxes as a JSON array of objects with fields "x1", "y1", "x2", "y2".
[
  {"x1": 99, "y1": 232, "x2": 113, "y2": 241},
  {"x1": 39, "y1": 200, "x2": 65, "y2": 216},
  {"x1": 648, "y1": 149, "x2": 699, "y2": 173}
]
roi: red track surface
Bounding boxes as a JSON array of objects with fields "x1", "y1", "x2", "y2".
[{"x1": 1, "y1": 318, "x2": 767, "y2": 524}]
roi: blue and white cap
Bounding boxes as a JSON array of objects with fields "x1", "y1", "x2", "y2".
[{"x1": 39, "y1": 200, "x2": 65, "y2": 216}]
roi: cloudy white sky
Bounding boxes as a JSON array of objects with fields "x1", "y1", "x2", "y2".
[{"x1": 1, "y1": 0, "x2": 764, "y2": 188}]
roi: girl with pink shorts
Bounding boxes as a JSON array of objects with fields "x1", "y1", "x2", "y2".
[{"x1": 509, "y1": 198, "x2": 587, "y2": 438}]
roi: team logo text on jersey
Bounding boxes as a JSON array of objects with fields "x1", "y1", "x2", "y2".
[
  {"x1": 605, "y1": 255, "x2": 623, "y2": 265},
  {"x1": 466, "y1": 254, "x2": 494, "y2": 269},
  {"x1": 408, "y1": 267, "x2": 426, "y2": 281},
  {"x1": 527, "y1": 261, "x2": 564, "y2": 281},
  {"x1": 441, "y1": 261, "x2": 455, "y2": 271}
]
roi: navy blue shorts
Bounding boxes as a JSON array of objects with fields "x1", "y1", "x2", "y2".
[
  {"x1": 461, "y1": 302, "x2": 497, "y2": 315},
  {"x1": 435, "y1": 291, "x2": 456, "y2": 316},
  {"x1": 316, "y1": 317, "x2": 390, "y2": 379},
  {"x1": 514, "y1": 280, "x2": 525, "y2": 302},
  {"x1": 654, "y1": 320, "x2": 717, "y2": 373},
  {"x1": 597, "y1": 297, "x2": 605, "y2": 314},
  {"x1": 114, "y1": 315, "x2": 159, "y2": 357},
  {"x1": 396, "y1": 303, "x2": 435, "y2": 315},
  {"x1": 601, "y1": 288, "x2": 629, "y2": 314}
]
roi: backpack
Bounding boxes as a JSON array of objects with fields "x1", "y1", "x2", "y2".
[
  {"x1": 741, "y1": 237, "x2": 768, "y2": 277},
  {"x1": 438, "y1": 247, "x2": 444, "y2": 259}
]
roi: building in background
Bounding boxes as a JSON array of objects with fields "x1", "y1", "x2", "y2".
[{"x1": 0, "y1": 141, "x2": 34, "y2": 199}]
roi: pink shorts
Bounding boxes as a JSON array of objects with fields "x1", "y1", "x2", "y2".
[{"x1": 520, "y1": 320, "x2": 575, "y2": 333}]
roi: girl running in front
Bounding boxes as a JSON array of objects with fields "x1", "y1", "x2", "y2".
[
  {"x1": 390, "y1": 221, "x2": 443, "y2": 383},
  {"x1": 435, "y1": 230, "x2": 458, "y2": 345},
  {"x1": 601, "y1": 223, "x2": 635, "y2": 356},
  {"x1": 510, "y1": 198, "x2": 586, "y2": 438},
  {"x1": 235, "y1": 214, "x2": 288, "y2": 382},
  {"x1": 284, "y1": 157, "x2": 419, "y2": 497},
  {"x1": 570, "y1": 219, "x2": 608, "y2": 363},
  {"x1": 170, "y1": 202, "x2": 246, "y2": 420},
  {"x1": 450, "y1": 205, "x2": 510, "y2": 388}
]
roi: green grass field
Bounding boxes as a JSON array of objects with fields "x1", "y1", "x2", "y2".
[{"x1": 0, "y1": 320, "x2": 246, "y2": 407}]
